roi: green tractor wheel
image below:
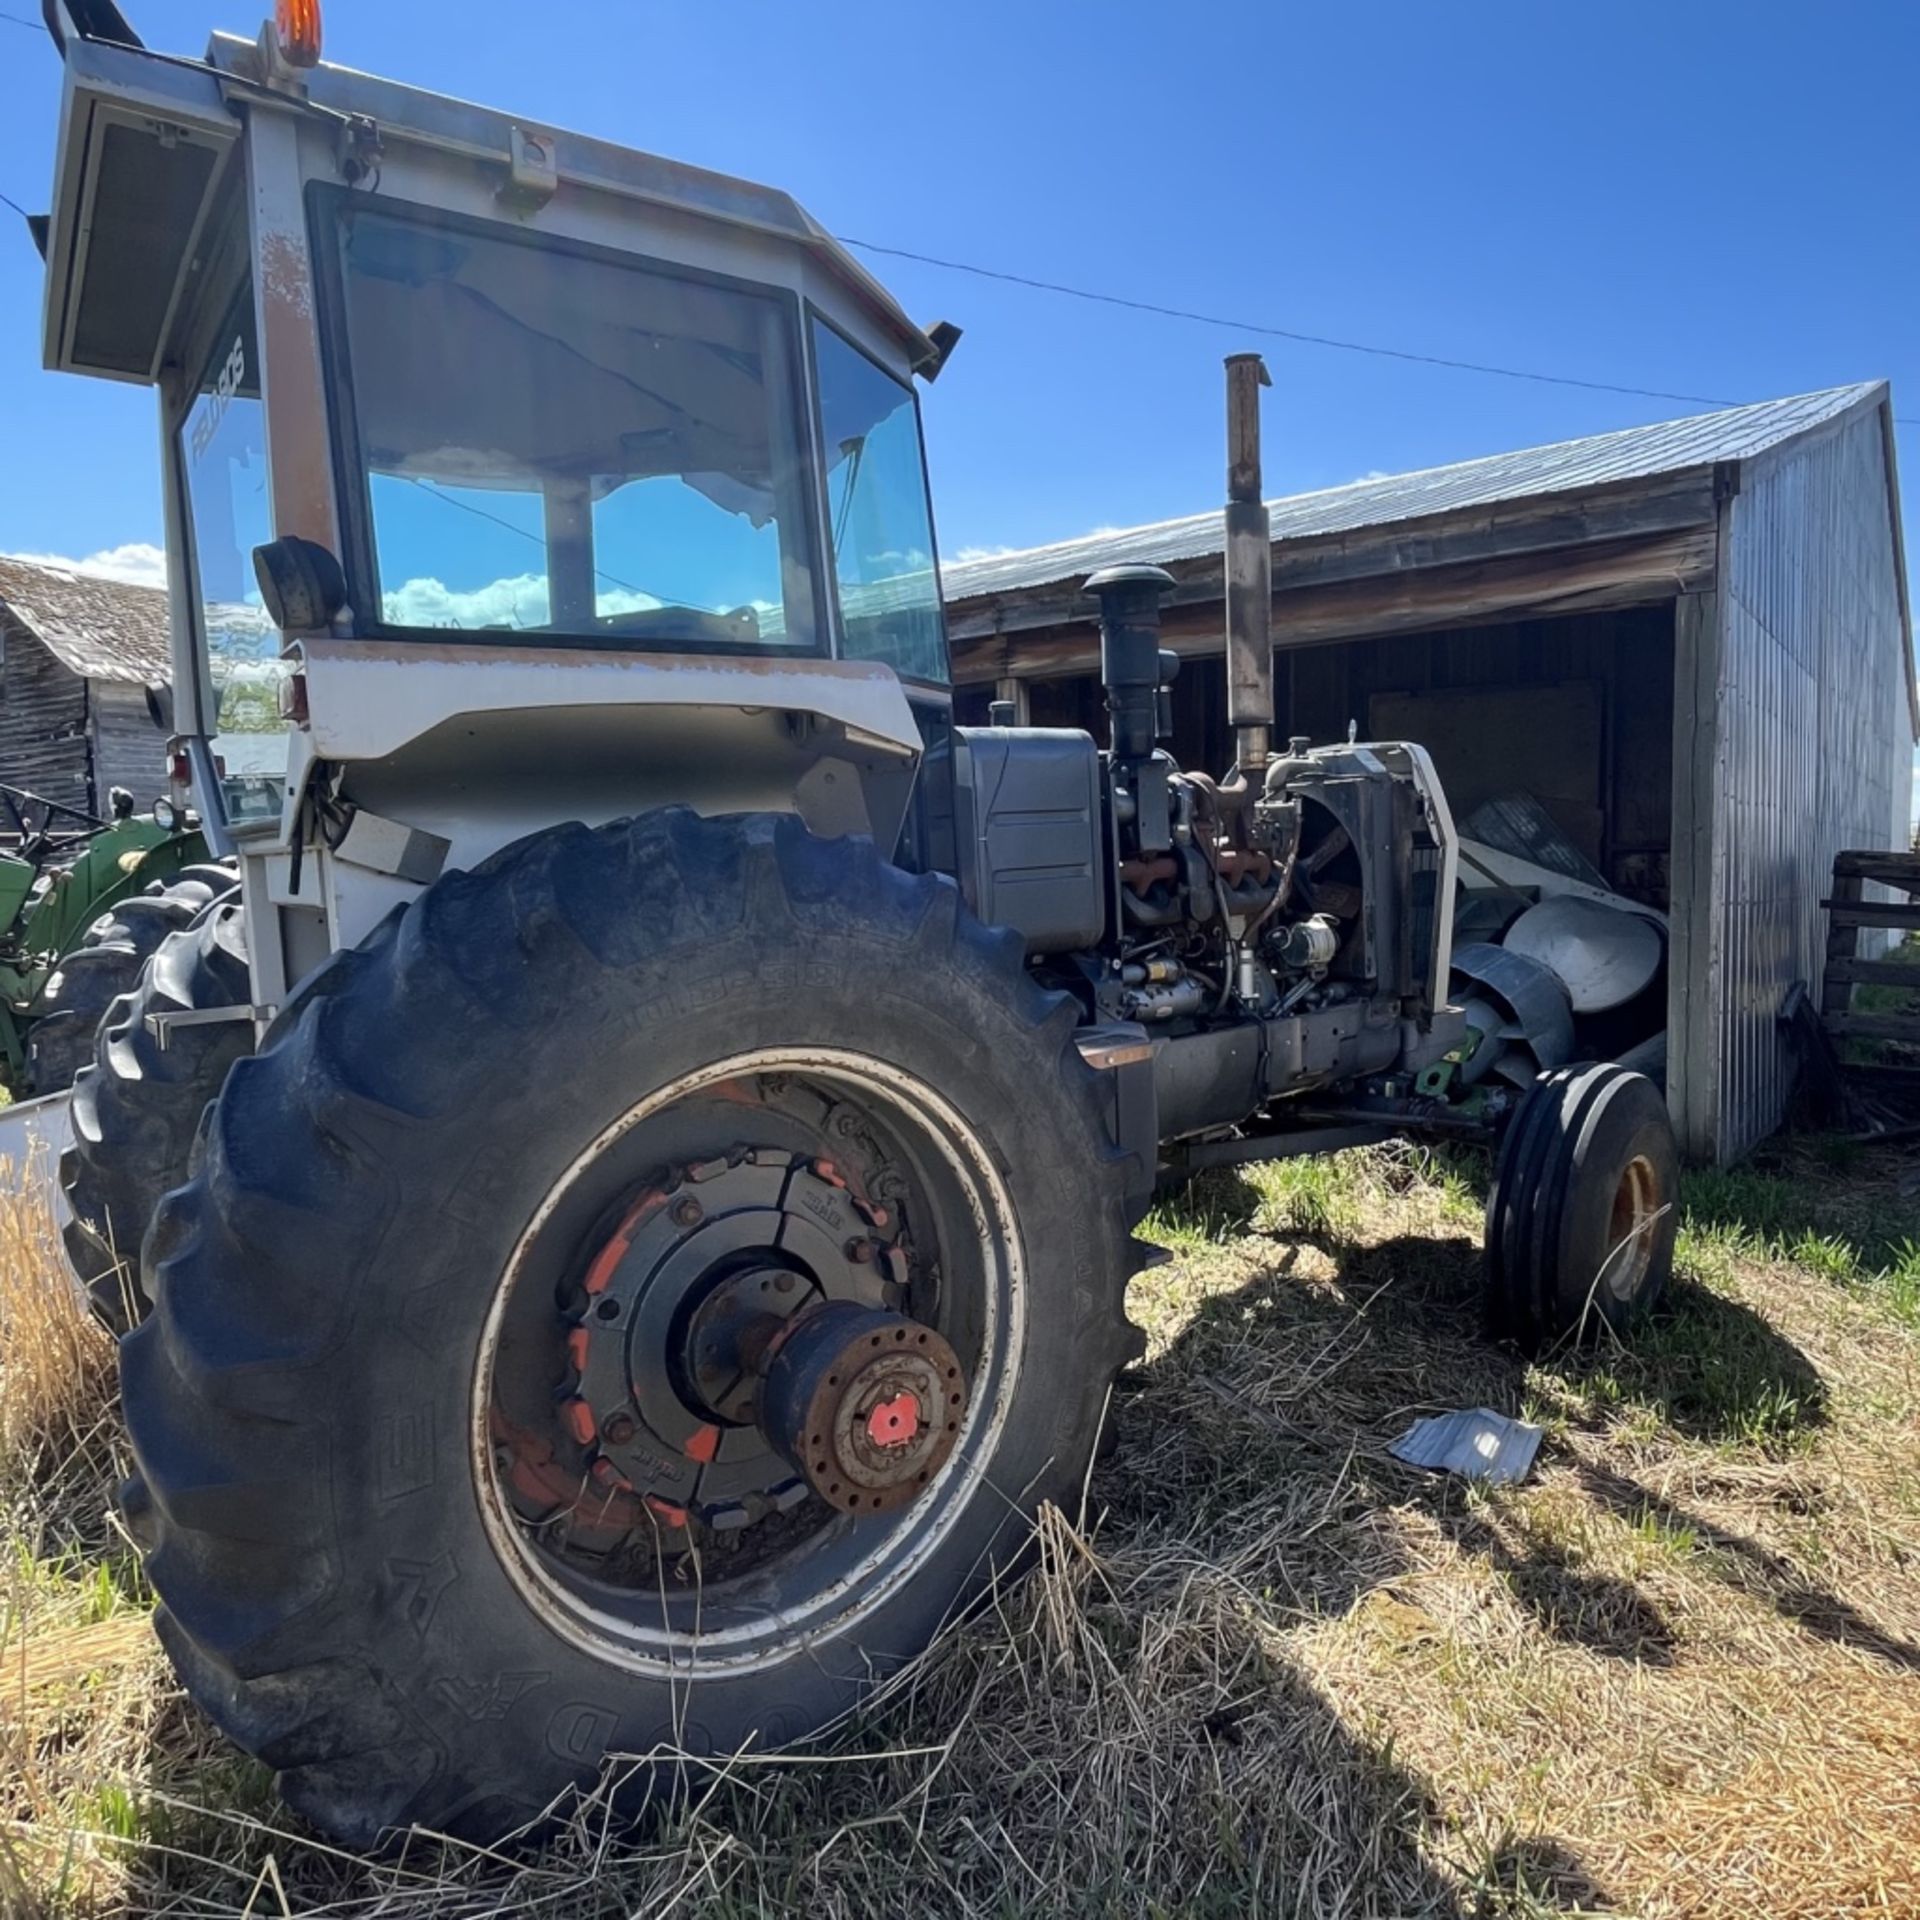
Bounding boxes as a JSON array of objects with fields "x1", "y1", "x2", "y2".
[
  {"x1": 24, "y1": 944, "x2": 150, "y2": 1096},
  {"x1": 24, "y1": 867, "x2": 236, "y2": 1098},
  {"x1": 62, "y1": 885, "x2": 252, "y2": 1332}
]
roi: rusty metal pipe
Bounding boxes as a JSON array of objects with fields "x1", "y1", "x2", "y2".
[
  {"x1": 1224, "y1": 353, "x2": 1274, "y2": 768},
  {"x1": 1119, "y1": 854, "x2": 1180, "y2": 891}
]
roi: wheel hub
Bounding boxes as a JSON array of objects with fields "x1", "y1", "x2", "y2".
[
  {"x1": 476, "y1": 1049, "x2": 1025, "y2": 1673},
  {"x1": 759, "y1": 1300, "x2": 966, "y2": 1514},
  {"x1": 1604, "y1": 1152, "x2": 1660, "y2": 1301},
  {"x1": 509, "y1": 1146, "x2": 961, "y2": 1543}
]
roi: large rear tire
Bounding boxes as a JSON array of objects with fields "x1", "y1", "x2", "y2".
[
  {"x1": 61, "y1": 896, "x2": 252, "y2": 1332},
  {"x1": 1483, "y1": 1062, "x2": 1678, "y2": 1352},
  {"x1": 119, "y1": 811, "x2": 1143, "y2": 1846}
]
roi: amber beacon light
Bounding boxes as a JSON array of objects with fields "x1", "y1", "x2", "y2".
[{"x1": 274, "y1": 0, "x2": 323, "y2": 66}]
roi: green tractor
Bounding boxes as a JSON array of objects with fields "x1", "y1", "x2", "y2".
[{"x1": 0, "y1": 782, "x2": 225, "y2": 1096}]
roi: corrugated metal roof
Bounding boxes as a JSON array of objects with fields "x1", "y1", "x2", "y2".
[
  {"x1": 941, "y1": 383, "x2": 1886, "y2": 602},
  {"x1": 0, "y1": 556, "x2": 171, "y2": 685}
]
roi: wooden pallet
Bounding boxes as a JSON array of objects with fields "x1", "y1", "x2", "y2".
[{"x1": 1819, "y1": 850, "x2": 1920, "y2": 1131}]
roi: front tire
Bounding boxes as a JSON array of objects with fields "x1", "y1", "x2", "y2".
[
  {"x1": 120, "y1": 811, "x2": 1142, "y2": 1846},
  {"x1": 1483, "y1": 1062, "x2": 1679, "y2": 1352}
]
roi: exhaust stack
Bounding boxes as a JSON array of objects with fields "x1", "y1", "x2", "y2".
[{"x1": 1223, "y1": 353, "x2": 1274, "y2": 771}]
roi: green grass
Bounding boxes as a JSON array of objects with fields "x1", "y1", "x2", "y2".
[
  {"x1": 1850, "y1": 932, "x2": 1920, "y2": 1018},
  {"x1": 1676, "y1": 1157, "x2": 1920, "y2": 1332},
  {"x1": 1837, "y1": 932, "x2": 1920, "y2": 1070},
  {"x1": 1146, "y1": 1138, "x2": 1915, "y2": 1459},
  {"x1": 1139, "y1": 1167, "x2": 1261, "y2": 1253},
  {"x1": 1542, "y1": 1291, "x2": 1829, "y2": 1455},
  {"x1": 1143, "y1": 1144, "x2": 1487, "y2": 1253}
]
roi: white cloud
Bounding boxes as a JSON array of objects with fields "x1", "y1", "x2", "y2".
[
  {"x1": 381, "y1": 573, "x2": 662, "y2": 631},
  {"x1": 4, "y1": 542, "x2": 168, "y2": 589},
  {"x1": 950, "y1": 544, "x2": 1019, "y2": 563}
]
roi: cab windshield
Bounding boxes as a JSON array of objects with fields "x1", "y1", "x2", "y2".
[{"x1": 330, "y1": 203, "x2": 823, "y2": 651}]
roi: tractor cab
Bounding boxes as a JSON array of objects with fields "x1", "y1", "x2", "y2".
[{"x1": 39, "y1": 2, "x2": 948, "y2": 983}]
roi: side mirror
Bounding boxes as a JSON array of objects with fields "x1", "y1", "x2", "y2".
[
  {"x1": 253, "y1": 536, "x2": 348, "y2": 634},
  {"x1": 920, "y1": 319, "x2": 963, "y2": 382}
]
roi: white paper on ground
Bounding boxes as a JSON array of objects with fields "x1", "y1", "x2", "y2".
[{"x1": 1389, "y1": 1407, "x2": 1543, "y2": 1485}]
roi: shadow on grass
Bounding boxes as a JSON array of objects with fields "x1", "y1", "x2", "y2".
[
  {"x1": 1571, "y1": 1456, "x2": 1920, "y2": 1672},
  {"x1": 1141, "y1": 1165, "x2": 1266, "y2": 1246},
  {"x1": 1098, "y1": 1151, "x2": 1920, "y2": 1894},
  {"x1": 1091, "y1": 1223, "x2": 1619, "y2": 1914},
  {"x1": 1542, "y1": 1273, "x2": 1831, "y2": 1451},
  {"x1": 1119, "y1": 1224, "x2": 1683, "y2": 1673},
  {"x1": 1442, "y1": 1497, "x2": 1679, "y2": 1667}
]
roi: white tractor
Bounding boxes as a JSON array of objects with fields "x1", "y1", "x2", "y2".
[{"x1": 32, "y1": 0, "x2": 1677, "y2": 1846}]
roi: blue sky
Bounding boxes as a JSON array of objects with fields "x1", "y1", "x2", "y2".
[{"x1": 1, "y1": 3, "x2": 1914, "y2": 643}]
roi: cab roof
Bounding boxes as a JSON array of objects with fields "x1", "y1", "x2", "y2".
[
  {"x1": 201, "y1": 33, "x2": 937, "y2": 373},
  {"x1": 42, "y1": 23, "x2": 937, "y2": 384}
]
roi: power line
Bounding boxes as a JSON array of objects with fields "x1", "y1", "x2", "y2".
[
  {"x1": 0, "y1": 67, "x2": 1907, "y2": 430},
  {"x1": 0, "y1": 188, "x2": 30, "y2": 223},
  {"x1": 838, "y1": 235, "x2": 1920, "y2": 431},
  {"x1": 0, "y1": 0, "x2": 1908, "y2": 429}
]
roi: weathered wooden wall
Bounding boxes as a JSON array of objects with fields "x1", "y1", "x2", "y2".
[
  {"x1": 1285, "y1": 607, "x2": 1675, "y2": 902},
  {"x1": 0, "y1": 620, "x2": 91, "y2": 814},
  {"x1": 88, "y1": 682, "x2": 169, "y2": 806},
  {"x1": 958, "y1": 604, "x2": 1677, "y2": 902}
]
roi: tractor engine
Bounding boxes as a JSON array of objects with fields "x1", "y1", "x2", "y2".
[
  {"x1": 939, "y1": 651, "x2": 1459, "y2": 1146},
  {"x1": 933, "y1": 359, "x2": 1460, "y2": 1152}
]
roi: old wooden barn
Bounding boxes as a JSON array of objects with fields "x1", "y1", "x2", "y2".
[
  {"x1": 943, "y1": 384, "x2": 1915, "y2": 1164},
  {"x1": 0, "y1": 556, "x2": 172, "y2": 822}
]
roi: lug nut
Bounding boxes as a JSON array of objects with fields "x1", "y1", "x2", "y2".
[{"x1": 671, "y1": 1196, "x2": 703, "y2": 1229}]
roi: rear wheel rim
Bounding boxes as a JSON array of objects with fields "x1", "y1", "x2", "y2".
[
  {"x1": 1601, "y1": 1152, "x2": 1660, "y2": 1302},
  {"x1": 470, "y1": 1046, "x2": 1025, "y2": 1676}
]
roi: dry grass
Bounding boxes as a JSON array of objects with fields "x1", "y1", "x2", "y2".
[{"x1": 1, "y1": 1133, "x2": 1918, "y2": 1916}]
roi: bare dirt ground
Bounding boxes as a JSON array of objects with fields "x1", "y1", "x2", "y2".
[{"x1": 3, "y1": 1131, "x2": 1917, "y2": 1918}]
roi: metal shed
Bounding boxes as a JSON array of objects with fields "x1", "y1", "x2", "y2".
[
  {"x1": 942, "y1": 383, "x2": 1915, "y2": 1164},
  {"x1": 0, "y1": 556, "x2": 172, "y2": 819}
]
